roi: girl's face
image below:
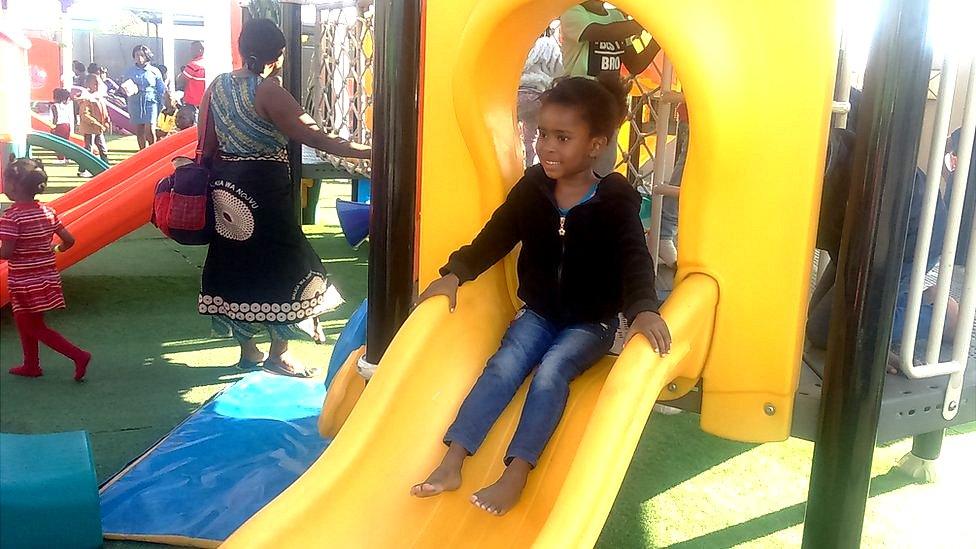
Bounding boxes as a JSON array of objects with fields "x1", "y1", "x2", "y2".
[
  {"x1": 536, "y1": 103, "x2": 607, "y2": 180},
  {"x1": 134, "y1": 50, "x2": 149, "y2": 66}
]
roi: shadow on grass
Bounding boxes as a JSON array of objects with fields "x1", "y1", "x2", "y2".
[
  {"x1": 597, "y1": 413, "x2": 757, "y2": 549},
  {"x1": 661, "y1": 470, "x2": 913, "y2": 548}
]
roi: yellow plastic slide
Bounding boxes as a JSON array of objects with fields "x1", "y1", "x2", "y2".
[{"x1": 224, "y1": 1, "x2": 836, "y2": 547}]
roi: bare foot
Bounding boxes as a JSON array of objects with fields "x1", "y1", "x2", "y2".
[
  {"x1": 412, "y1": 443, "x2": 465, "y2": 497},
  {"x1": 471, "y1": 459, "x2": 530, "y2": 516},
  {"x1": 411, "y1": 442, "x2": 466, "y2": 498},
  {"x1": 887, "y1": 350, "x2": 923, "y2": 375},
  {"x1": 263, "y1": 353, "x2": 318, "y2": 378}
]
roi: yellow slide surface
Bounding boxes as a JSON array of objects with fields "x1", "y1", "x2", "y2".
[{"x1": 225, "y1": 1, "x2": 836, "y2": 547}]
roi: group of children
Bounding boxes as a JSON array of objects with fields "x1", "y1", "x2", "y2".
[
  {"x1": 155, "y1": 95, "x2": 197, "y2": 141},
  {"x1": 50, "y1": 64, "x2": 113, "y2": 176},
  {"x1": 50, "y1": 61, "x2": 196, "y2": 175}
]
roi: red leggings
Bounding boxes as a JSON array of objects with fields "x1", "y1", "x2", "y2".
[{"x1": 14, "y1": 311, "x2": 87, "y2": 368}]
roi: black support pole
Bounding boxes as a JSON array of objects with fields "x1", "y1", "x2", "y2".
[
  {"x1": 365, "y1": 0, "x2": 421, "y2": 364},
  {"x1": 279, "y1": 0, "x2": 304, "y2": 223},
  {"x1": 801, "y1": 1, "x2": 931, "y2": 547}
]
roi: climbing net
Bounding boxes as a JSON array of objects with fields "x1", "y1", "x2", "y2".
[
  {"x1": 307, "y1": 1, "x2": 374, "y2": 178},
  {"x1": 308, "y1": 4, "x2": 676, "y2": 186}
]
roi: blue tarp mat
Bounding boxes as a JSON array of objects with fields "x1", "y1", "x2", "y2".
[{"x1": 99, "y1": 372, "x2": 329, "y2": 545}]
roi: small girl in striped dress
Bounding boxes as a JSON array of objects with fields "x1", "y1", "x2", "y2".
[{"x1": 1, "y1": 158, "x2": 91, "y2": 381}]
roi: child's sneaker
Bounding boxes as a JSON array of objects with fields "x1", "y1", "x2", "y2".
[{"x1": 77, "y1": 170, "x2": 93, "y2": 178}]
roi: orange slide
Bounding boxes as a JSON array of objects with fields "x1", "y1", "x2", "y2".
[{"x1": 0, "y1": 128, "x2": 197, "y2": 306}]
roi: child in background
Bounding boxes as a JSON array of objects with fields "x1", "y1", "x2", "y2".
[
  {"x1": 410, "y1": 77, "x2": 670, "y2": 516},
  {"x1": 156, "y1": 95, "x2": 178, "y2": 140},
  {"x1": 50, "y1": 88, "x2": 74, "y2": 164},
  {"x1": 175, "y1": 104, "x2": 197, "y2": 131},
  {"x1": 78, "y1": 74, "x2": 110, "y2": 172},
  {"x1": 1, "y1": 158, "x2": 92, "y2": 381}
]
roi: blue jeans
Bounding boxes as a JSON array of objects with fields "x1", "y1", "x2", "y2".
[
  {"x1": 660, "y1": 122, "x2": 688, "y2": 241},
  {"x1": 444, "y1": 309, "x2": 617, "y2": 467}
]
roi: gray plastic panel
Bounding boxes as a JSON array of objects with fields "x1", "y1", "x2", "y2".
[{"x1": 660, "y1": 353, "x2": 975, "y2": 443}]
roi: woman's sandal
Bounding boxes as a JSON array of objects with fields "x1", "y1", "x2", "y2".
[
  {"x1": 235, "y1": 357, "x2": 266, "y2": 371},
  {"x1": 262, "y1": 358, "x2": 319, "y2": 379}
]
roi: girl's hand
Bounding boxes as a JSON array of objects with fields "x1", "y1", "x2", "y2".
[
  {"x1": 416, "y1": 274, "x2": 460, "y2": 312},
  {"x1": 627, "y1": 311, "x2": 671, "y2": 356}
]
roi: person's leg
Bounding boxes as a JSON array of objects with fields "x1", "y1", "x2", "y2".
[
  {"x1": 145, "y1": 122, "x2": 157, "y2": 146},
  {"x1": 53, "y1": 124, "x2": 70, "y2": 160},
  {"x1": 28, "y1": 312, "x2": 91, "y2": 380},
  {"x1": 95, "y1": 134, "x2": 109, "y2": 162},
  {"x1": 658, "y1": 161, "x2": 685, "y2": 267},
  {"x1": 412, "y1": 309, "x2": 557, "y2": 498},
  {"x1": 806, "y1": 267, "x2": 837, "y2": 350},
  {"x1": 471, "y1": 318, "x2": 616, "y2": 515},
  {"x1": 517, "y1": 90, "x2": 541, "y2": 168},
  {"x1": 84, "y1": 134, "x2": 94, "y2": 154},
  {"x1": 9, "y1": 312, "x2": 42, "y2": 377},
  {"x1": 211, "y1": 316, "x2": 266, "y2": 369},
  {"x1": 135, "y1": 124, "x2": 147, "y2": 149}
]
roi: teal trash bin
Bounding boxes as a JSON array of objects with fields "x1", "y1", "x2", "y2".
[
  {"x1": 639, "y1": 189, "x2": 653, "y2": 230},
  {"x1": 0, "y1": 431, "x2": 102, "y2": 549}
]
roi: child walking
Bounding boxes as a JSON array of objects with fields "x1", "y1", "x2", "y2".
[
  {"x1": 410, "y1": 77, "x2": 671, "y2": 516},
  {"x1": 79, "y1": 74, "x2": 110, "y2": 170},
  {"x1": 50, "y1": 88, "x2": 74, "y2": 163},
  {"x1": 1, "y1": 158, "x2": 92, "y2": 381}
]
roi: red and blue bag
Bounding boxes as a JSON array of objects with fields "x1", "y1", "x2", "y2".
[{"x1": 152, "y1": 100, "x2": 217, "y2": 245}]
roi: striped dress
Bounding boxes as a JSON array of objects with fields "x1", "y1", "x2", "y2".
[{"x1": 0, "y1": 202, "x2": 66, "y2": 314}]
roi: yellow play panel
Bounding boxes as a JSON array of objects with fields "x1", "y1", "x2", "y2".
[{"x1": 224, "y1": 1, "x2": 836, "y2": 547}]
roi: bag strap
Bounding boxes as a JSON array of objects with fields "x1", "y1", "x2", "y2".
[{"x1": 196, "y1": 88, "x2": 219, "y2": 167}]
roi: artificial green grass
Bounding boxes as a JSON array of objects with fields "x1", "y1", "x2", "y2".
[
  {"x1": 2, "y1": 141, "x2": 974, "y2": 547},
  {"x1": 0, "y1": 222, "x2": 367, "y2": 483}
]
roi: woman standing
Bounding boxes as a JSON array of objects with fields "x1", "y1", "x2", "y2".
[
  {"x1": 121, "y1": 45, "x2": 166, "y2": 150},
  {"x1": 198, "y1": 18, "x2": 370, "y2": 377}
]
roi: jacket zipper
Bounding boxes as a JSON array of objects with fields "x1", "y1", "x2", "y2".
[{"x1": 557, "y1": 214, "x2": 567, "y2": 298}]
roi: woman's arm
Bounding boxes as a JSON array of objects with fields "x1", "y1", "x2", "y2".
[
  {"x1": 255, "y1": 79, "x2": 371, "y2": 159},
  {"x1": 197, "y1": 86, "x2": 213, "y2": 142},
  {"x1": 154, "y1": 70, "x2": 167, "y2": 98}
]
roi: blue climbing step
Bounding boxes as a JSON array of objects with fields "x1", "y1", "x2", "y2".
[{"x1": 0, "y1": 431, "x2": 102, "y2": 549}]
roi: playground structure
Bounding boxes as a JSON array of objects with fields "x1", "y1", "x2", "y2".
[
  {"x1": 0, "y1": 23, "x2": 31, "y2": 177},
  {"x1": 225, "y1": 0, "x2": 838, "y2": 546},
  {"x1": 228, "y1": 1, "x2": 974, "y2": 548}
]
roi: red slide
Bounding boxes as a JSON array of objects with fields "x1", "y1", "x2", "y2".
[{"x1": 1, "y1": 128, "x2": 198, "y2": 306}]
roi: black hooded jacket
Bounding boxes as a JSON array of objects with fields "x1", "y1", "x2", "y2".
[{"x1": 441, "y1": 165, "x2": 660, "y2": 324}]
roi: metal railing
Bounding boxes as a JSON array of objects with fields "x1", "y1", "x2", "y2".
[{"x1": 898, "y1": 56, "x2": 976, "y2": 421}]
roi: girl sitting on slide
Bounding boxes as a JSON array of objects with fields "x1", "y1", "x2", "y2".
[{"x1": 410, "y1": 76, "x2": 671, "y2": 516}]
